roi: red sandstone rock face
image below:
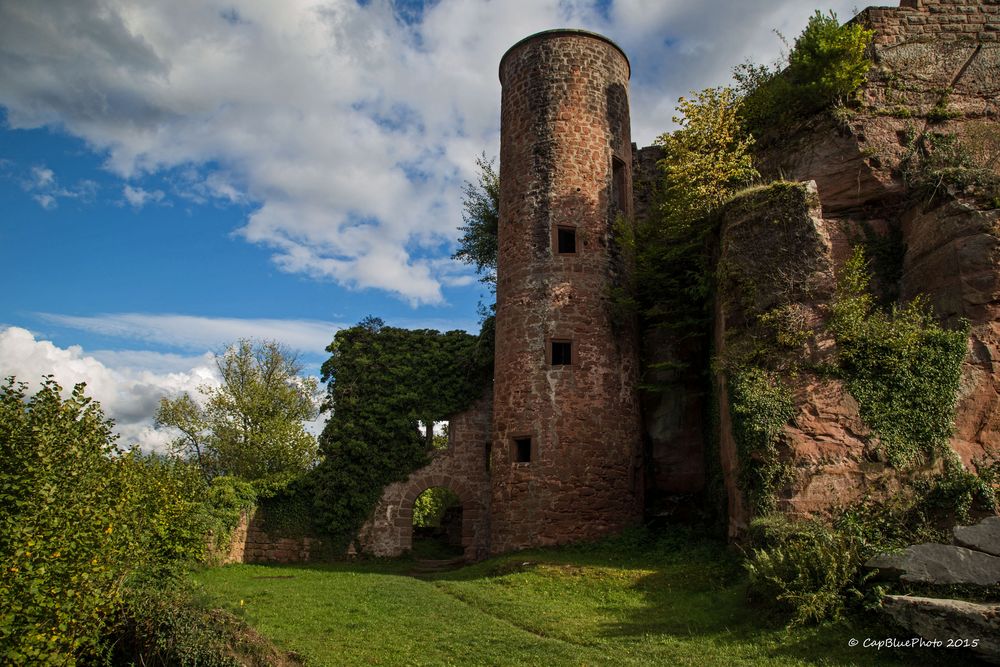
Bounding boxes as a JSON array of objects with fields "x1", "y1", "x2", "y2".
[
  {"x1": 718, "y1": 0, "x2": 1000, "y2": 534},
  {"x1": 492, "y1": 31, "x2": 643, "y2": 553},
  {"x1": 900, "y1": 199, "x2": 1000, "y2": 467}
]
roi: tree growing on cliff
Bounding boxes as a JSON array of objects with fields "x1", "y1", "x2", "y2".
[
  {"x1": 155, "y1": 339, "x2": 319, "y2": 488},
  {"x1": 633, "y1": 87, "x2": 758, "y2": 343},
  {"x1": 734, "y1": 11, "x2": 874, "y2": 134}
]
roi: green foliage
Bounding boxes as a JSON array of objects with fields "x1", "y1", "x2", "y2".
[
  {"x1": 912, "y1": 456, "x2": 999, "y2": 525},
  {"x1": 728, "y1": 368, "x2": 795, "y2": 516},
  {"x1": 831, "y1": 248, "x2": 968, "y2": 468},
  {"x1": 746, "y1": 515, "x2": 870, "y2": 626},
  {"x1": 202, "y1": 476, "x2": 258, "y2": 555},
  {"x1": 314, "y1": 317, "x2": 491, "y2": 544},
  {"x1": 735, "y1": 11, "x2": 873, "y2": 133},
  {"x1": 0, "y1": 378, "x2": 211, "y2": 664},
  {"x1": 112, "y1": 574, "x2": 293, "y2": 667},
  {"x1": 748, "y1": 458, "x2": 999, "y2": 627},
  {"x1": 255, "y1": 475, "x2": 320, "y2": 539},
  {"x1": 453, "y1": 152, "x2": 500, "y2": 289},
  {"x1": 655, "y1": 88, "x2": 758, "y2": 223},
  {"x1": 634, "y1": 88, "x2": 758, "y2": 352},
  {"x1": 412, "y1": 487, "x2": 460, "y2": 528},
  {"x1": 901, "y1": 126, "x2": 1000, "y2": 204},
  {"x1": 156, "y1": 339, "x2": 319, "y2": 489},
  {"x1": 0, "y1": 377, "x2": 124, "y2": 663}
]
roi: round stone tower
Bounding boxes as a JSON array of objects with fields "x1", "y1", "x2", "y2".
[{"x1": 490, "y1": 29, "x2": 643, "y2": 553}]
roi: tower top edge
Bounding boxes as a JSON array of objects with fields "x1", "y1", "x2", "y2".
[{"x1": 498, "y1": 29, "x2": 631, "y2": 83}]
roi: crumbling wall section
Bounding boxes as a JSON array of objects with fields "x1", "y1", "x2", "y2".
[{"x1": 355, "y1": 390, "x2": 493, "y2": 560}]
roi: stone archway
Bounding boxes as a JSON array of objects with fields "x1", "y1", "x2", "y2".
[{"x1": 396, "y1": 474, "x2": 483, "y2": 560}]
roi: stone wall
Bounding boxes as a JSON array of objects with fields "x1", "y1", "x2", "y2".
[
  {"x1": 491, "y1": 30, "x2": 643, "y2": 554},
  {"x1": 356, "y1": 390, "x2": 493, "y2": 559},
  {"x1": 219, "y1": 508, "x2": 324, "y2": 565},
  {"x1": 858, "y1": 0, "x2": 1000, "y2": 47}
]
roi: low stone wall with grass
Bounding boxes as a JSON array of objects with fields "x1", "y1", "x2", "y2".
[{"x1": 221, "y1": 508, "x2": 326, "y2": 565}]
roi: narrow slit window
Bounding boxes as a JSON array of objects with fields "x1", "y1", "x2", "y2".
[
  {"x1": 557, "y1": 226, "x2": 576, "y2": 254},
  {"x1": 513, "y1": 437, "x2": 531, "y2": 463},
  {"x1": 551, "y1": 340, "x2": 572, "y2": 366}
]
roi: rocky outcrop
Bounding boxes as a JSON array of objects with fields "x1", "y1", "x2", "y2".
[
  {"x1": 869, "y1": 515, "x2": 1000, "y2": 663},
  {"x1": 714, "y1": 181, "x2": 868, "y2": 533},
  {"x1": 867, "y1": 542, "x2": 1000, "y2": 586},
  {"x1": 900, "y1": 199, "x2": 1000, "y2": 467},
  {"x1": 881, "y1": 595, "x2": 1000, "y2": 665},
  {"x1": 955, "y1": 516, "x2": 1000, "y2": 557}
]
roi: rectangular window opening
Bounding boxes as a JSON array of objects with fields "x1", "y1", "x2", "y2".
[
  {"x1": 551, "y1": 340, "x2": 572, "y2": 366},
  {"x1": 557, "y1": 226, "x2": 576, "y2": 254},
  {"x1": 513, "y1": 437, "x2": 531, "y2": 463}
]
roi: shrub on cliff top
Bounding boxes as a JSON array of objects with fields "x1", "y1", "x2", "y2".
[{"x1": 735, "y1": 11, "x2": 874, "y2": 134}]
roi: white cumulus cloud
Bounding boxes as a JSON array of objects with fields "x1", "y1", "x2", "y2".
[
  {"x1": 0, "y1": 0, "x2": 860, "y2": 302},
  {"x1": 0, "y1": 326, "x2": 220, "y2": 451}
]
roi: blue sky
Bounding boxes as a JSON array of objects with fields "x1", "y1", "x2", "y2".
[{"x1": 0, "y1": 0, "x2": 859, "y2": 449}]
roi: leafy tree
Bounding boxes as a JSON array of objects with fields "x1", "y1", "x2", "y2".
[
  {"x1": 0, "y1": 378, "x2": 209, "y2": 664},
  {"x1": 633, "y1": 88, "x2": 758, "y2": 343},
  {"x1": 453, "y1": 153, "x2": 500, "y2": 289},
  {"x1": 156, "y1": 339, "x2": 318, "y2": 488},
  {"x1": 787, "y1": 11, "x2": 873, "y2": 109},
  {"x1": 314, "y1": 318, "x2": 489, "y2": 543},
  {"x1": 412, "y1": 487, "x2": 460, "y2": 528}
]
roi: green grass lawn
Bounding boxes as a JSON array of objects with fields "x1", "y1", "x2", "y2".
[{"x1": 192, "y1": 532, "x2": 965, "y2": 666}]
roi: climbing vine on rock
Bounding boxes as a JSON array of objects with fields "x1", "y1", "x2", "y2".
[
  {"x1": 831, "y1": 248, "x2": 968, "y2": 468},
  {"x1": 729, "y1": 367, "x2": 796, "y2": 516},
  {"x1": 313, "y1": 317, "x2": 492, "y2": 545}
]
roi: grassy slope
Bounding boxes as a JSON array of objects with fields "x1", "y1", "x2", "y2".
[{"x1": 192, "y1": 532, "x2": 963, "y2": 666}]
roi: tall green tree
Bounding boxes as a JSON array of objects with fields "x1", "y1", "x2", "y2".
[
  {"x1": 634, "y1": 88, "x2": 758, "y2": 337},
  {"x1": 155, "y1": 339, "x2": 318, "y2": 488},
  {"x1": 453, "y1": 153, "x2": 500, "y2": 289}
]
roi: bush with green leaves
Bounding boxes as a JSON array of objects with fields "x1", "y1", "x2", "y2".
[
  {"x1": 748, "y1": 458, "x2": 998, "y2": 627},
  {"x1": 0, "y1": 378, "x2": 211, "y2": 664},
  {"x1": 631, "y1": 87, "x2": 758, "y2": 354},
  {"x1": 831, "y1": 248, "x2": 968, "y2": 468},
  {"x1": 412, "y1": 487, "x2": 461, "y2": 528},
  {"x1": 901, "y1": 126, "x2": 1000, "y2": 205},
  {"x1": 735, "y1": 11, "x2": 873, "y2": 133},
  {"x1": 111, "y1": 574, "x2": 294, "y2": 667},
  {"x1": 745, "y1": 515, "x2": 871, "y2": 627}
]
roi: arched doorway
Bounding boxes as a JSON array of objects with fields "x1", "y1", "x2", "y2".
[{"x1": 411, "y1": 487, "x2": 464, "y2": 559}]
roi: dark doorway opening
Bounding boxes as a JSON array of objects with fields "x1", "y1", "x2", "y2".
[{"x1": 411, "y1": 487, "x2": 464, "y2": 559}]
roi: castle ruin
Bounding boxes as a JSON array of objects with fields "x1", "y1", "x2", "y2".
[{"x1": 231, "y1": 0, "x2": 1000, "y2": 562}]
